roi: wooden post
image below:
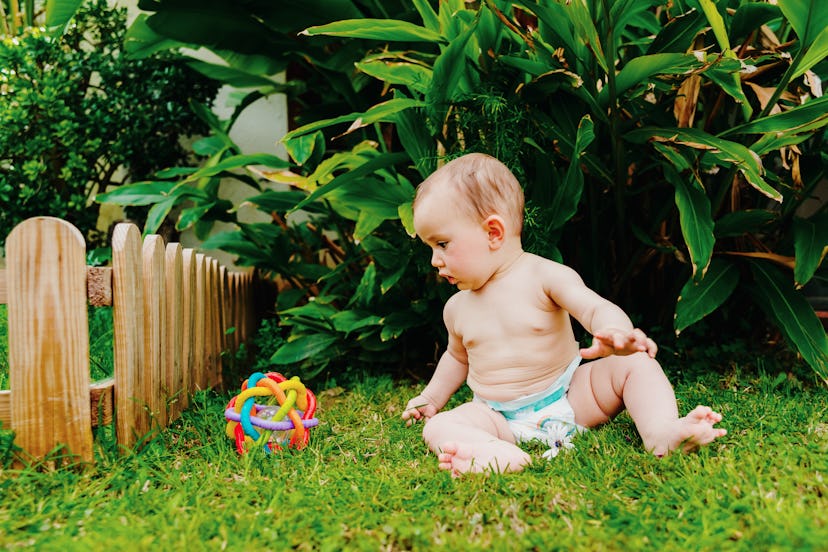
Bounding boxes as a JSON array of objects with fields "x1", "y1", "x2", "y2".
[
  {"x1": 209, "y1": 258, "x2": 222, "y2": 388},
  {"x1": 193, "y1": 253, "x2": 206, "y2": 390},
  {"x1": 112, "y1": 223, "x2": 146, "y2": 448},
  {"x1": 180, "y1": 249, "x2": 196, "y2": 406},
  {"x1": 7, "y1": 217, "x2": 93, "y2": 463},
  {"x1": 142, "y1": 235, "x2": 167, "y2": 427},
  {"x1": 165, "y1": 243, "x2": 183, "y2": 422}
]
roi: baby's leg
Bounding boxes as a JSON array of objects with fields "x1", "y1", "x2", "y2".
[
  {"x1": 422, "y1": 402, "x2": 530, "y2": 475},
  {"x1": 567, "y1": 353, "x2": 726, "y2": 456}
]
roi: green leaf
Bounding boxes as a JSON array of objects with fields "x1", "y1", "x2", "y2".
[
  {"x1": 697, "y1": 0, "x2": 731, "y2": 52},
  {"x1": 749, "y1": 261, "x2": 828, "y2": 380},
  {"x1": 647, "y1": 9, "x2": 707, "y2": 54},
  {"x1": 284, "y1": 131, "x2": 324, "y2": 166},
  {"x1": 349, "y1": 262, "x2": 378, "y2": 308},
  {"x1": 144, "y1": 195, "x2": 178, "y2": 235},
  {"x1": 301, "y1": 19, "x2": 443, "y2": 42},
  {"x1": 427, "y1": 16, "x2": 478, "y2": 114},
  {"x1": 598, "y1": 53, "x2": 700, "y2": 108},
  {"x1": 356, "y1": 60, "x2": 433, "y2": 95},
  {"x1": 675, "y1": 259, "x2": 739, "y2": 333},
  {"x1": 671, "y1": 172, "x2": 715, "y2": 281},
  {"x1": 398, "y1": 202, "x2": 415, "y2": 237},
  {"x1": 777, "y1": 0, "x2": 828, "y2": 50},
  {"x1": 45, "y1": 0, "x2": 83, "y2": 35},
  {"x1": 289, "y1": 152, "x2": 410, "y2": 214},
  {"x1": 381, "y1": 262, "x2": 408, "y2": 294},
  {"x1": 282, "y1": 98, "x2": 426, "y2": 142},
  {"x1": 185, "y1": 153, "x2": 290, "y2": 182},
  {"x1": 730, "y1": 3, "x2": 782, "y2": 41},
  {"x1": 722, "y1": 96, "x2": 828, "y2": 139},
  {"x1": 627, "y1": 127, "x2": 782, "y2": 202},
  {"x1": 714, "y1": 210, "x2": 776, "y2": 238},
  {"x1": 270, "y1": 334, "x2": 340, "y2": 364},
  {"x1": 95, "y1": 182, "x2": 176, "y2": 206},
  {"x1": 186, "y1": 61, "x2": 284, "y2": 89},
  {"x1": 330, "y1": 311, "x2": 383, "y2": 336},
  {"x1": 354, "y1": 210, "x2": 386, "y2": 242},
  {"x1": 123, "y1": 14, "x2": 185, "y2": 58},
  {"x1": 550, "y1": 116, "x2": 595, "y2": 230},
  {"x1": 413, "y1": 0, "x2": 440, "y2": 32},
  {"x1": 793, "y1": 215, "x2": 828, "y2": 288}
]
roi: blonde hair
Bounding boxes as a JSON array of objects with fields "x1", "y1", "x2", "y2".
[{"x1": 413, "y1": 153, "x2": 524, "y2": 234}]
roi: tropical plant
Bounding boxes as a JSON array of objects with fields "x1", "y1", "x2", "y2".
[
  {"x1": 101, "y1": 0, "x2": 827, "y2": 382},
  {"x1": 0, "y1": 0, "x2": 218, "y2": 247},
  {"x1": 289, "y1": 0, "x2": 828, "y2": 380}
]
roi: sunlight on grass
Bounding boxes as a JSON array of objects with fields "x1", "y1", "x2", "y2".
[{"x1": 0, "y1": 368, "x2": 826, "y2": 549}]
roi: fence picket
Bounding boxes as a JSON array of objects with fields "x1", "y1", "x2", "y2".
[
  {"x1": 7, "y1": 217, "x2": 93, "y2": 463},
  {"x1": 165, "y1": 243, "x2": 183, "y2": 422},
  {"x1": 180, "y1": 249, "x2": 196, "y2": 407},
  {"x1": 112, "y1": 223, "x2": 145, "y2": 448},
  {"x1": 142, "y1": 235, "x2": 167, "y2": 428}
]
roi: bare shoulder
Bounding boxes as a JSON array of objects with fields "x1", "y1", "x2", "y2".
[
  {"x1": 524, "y1": 253, "x2": 583, "y2": 284},
  {"x1": 443, "y1": 290, "x2": 468, "y2": 322}
]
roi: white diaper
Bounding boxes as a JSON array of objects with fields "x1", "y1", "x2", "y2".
[{"x1": 477, "y1": 356, "x2": 584, "y2": 453}]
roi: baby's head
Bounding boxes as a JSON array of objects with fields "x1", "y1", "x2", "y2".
[{"x1": 413, "y1": 153, "x2": 524, "y2": 236}]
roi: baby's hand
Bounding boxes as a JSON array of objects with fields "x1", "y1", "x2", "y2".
[
  {"x1": 580, "y1": 328, "x2": 657, "y2": 359},
  {"x1": 402, "y1": 395, "x2": 437, "y2": 426}
]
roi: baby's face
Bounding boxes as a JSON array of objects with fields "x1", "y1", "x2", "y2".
[{"x1": 413, "y1": 191, "x2": 495, "y2": 291}]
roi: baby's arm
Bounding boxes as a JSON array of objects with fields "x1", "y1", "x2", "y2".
[
  {"x1": 403, "y1": 296, "x2": 468, "y2": 425},
  {"x1": 402, "y1": 349, "x2": 468, "y2": 425},
  {"x1": 543, "y1": 261, "x2": 657, "y2": 359}
]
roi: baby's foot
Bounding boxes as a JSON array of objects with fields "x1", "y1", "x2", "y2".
[
  {"x1": 437, "y1": 440, "x2": 531, "y2": 477},
  {"x1": 645, "y1": 405, "x2": 727, "y2": 457}
]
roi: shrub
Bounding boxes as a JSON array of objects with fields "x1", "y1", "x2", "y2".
[
  {"x1": 0, "y1": 0, "x2": 218, "y2": 247},
  {"x1": 101, "y1": 0, "x2": 827, "y2": 382}
]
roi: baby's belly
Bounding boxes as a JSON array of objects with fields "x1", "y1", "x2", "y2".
[{"x1": 466, "y1": 340, "x2": 580, "y2": 402}]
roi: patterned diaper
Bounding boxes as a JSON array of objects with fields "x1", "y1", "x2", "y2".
[{"x1": 478, "y1": 356, "x2": 583, "y2": 454}]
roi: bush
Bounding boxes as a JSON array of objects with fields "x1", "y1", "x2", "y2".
[
  {"x1": 101, "y1": 0, "x2": 827, "y2": 382},
  {"x1": 0, "y1": 0, "x2": 218, "y2": 247}
]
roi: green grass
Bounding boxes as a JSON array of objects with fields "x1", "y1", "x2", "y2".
[{"x1": 0, "y1": 366, "x2": 826, "y2": 551}]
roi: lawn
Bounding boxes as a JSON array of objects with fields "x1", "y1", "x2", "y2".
[{"x1": 1, "y1": 357, "x2": 826, "y2": 550}]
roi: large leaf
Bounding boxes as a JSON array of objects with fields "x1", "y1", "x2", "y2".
[
  {"x1": 289, "y1": 152, "x2": 410, "y2": 214},
  {"x1": 282, "y1": 98, "x2": 426, "y2": 143},
  {"x1": 96, "y1": 182, "x2": 177, "y2": 206},
  {"x1": 270, "y1": 334, "x2": 340, "y2": 365},
  {"x1": 721, "y1": 96, "x2": 828, "y2": 137},
  {"x1": 356, "y1": 59, "x2": 433, "y2": 95},
  {"x1": 598, "y1": 53, "x2": 700, "y2": 108},
  {"x1": 627, "y1": 127, "x2": 782, "y2": 202},
  {"x1": 549, "y1": 116, "x2": 595, "y2": 230},
  {"x1": 749, "y1": 261, "x2": 828, "y2": 380},
  {"x1": 669, "y1": 170, "x2": 715, "y2": 281},
  {"x1": 427, "y1": 15, "x2": 478, "y2": 116},
  {"x1": 793, "y1": 214, "x2": 828, "y2": 288},
  {"x1": 714, "y1": 210, "x2": 776, "y2": 238},
  {"x1": 675, "y1": 258, "x2": 739, "y2": 333},
  {"x1": 45, "y1": 0, "x2": 83, "y2": 35},
  {"x1": 301, "y1": 19, "x2": 443, "y2": 42}
]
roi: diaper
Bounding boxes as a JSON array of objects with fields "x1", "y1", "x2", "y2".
[{"x1": 477, "y1": 356, "x2": 584, "y2": 450}]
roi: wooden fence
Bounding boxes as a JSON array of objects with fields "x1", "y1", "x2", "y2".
[{"x1": 0, "y1": 217, "x2": 261, "y2": 464}]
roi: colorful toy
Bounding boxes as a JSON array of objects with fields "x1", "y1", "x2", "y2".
[{"x1": 225, "y1": 372, "x2": 318, "y2": 455}]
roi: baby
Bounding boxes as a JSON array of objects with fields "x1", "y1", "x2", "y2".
[{"x1": 402, "y1": 153, "x2": 726, "y2": 475}]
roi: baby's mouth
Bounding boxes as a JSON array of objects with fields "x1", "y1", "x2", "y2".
[{"x1": 439, "y1": 272, "x2": 457, "y2": 285}]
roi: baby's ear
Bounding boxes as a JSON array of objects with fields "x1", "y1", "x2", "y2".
[{"x1": 483, "y1": 215, "x2": 506, "y2": 249}]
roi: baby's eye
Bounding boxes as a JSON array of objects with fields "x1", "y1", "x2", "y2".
[{"x1": 436, "y1": 241, "x2": 448, "y2": 249}]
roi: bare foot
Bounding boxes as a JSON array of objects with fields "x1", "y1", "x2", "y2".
[
  {"x1": 437, "y1": 440, "x2": 531, "y2": 476},
  {"x1": 644, "y1": 405, "x2": 727, "y2": 456}
]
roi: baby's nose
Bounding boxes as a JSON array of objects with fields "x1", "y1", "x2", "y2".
[{"x1": 430, "y1": 250, "x2": 443, "y2": 267}]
